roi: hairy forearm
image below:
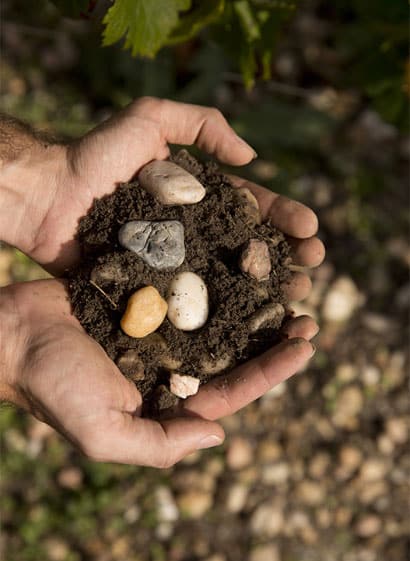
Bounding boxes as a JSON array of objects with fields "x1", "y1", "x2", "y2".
[{"x1": 0, "y1": 114, "x2": 65, "y2": 255}]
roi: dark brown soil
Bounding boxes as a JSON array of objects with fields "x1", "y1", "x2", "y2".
[{"x1": 68, "y1": 151, "x2": 291, "y2": 415}]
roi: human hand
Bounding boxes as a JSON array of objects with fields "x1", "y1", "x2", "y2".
[{"x1": 1, "y1": 277, "x2": 318, "y2": 467}]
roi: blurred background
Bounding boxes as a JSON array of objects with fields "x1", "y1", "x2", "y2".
[{"x1": 0, "y1": 1, "x2": 409, "y2": 560}]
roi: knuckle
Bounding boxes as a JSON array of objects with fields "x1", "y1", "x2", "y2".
[{"x1": 132, "y1": 96, "x2": 162, "y2": 115}]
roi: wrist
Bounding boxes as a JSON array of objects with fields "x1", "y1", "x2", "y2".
[
  {"x1": 0, "y1": 122, "x2": 67, "y2": 258},
  {"x1": 0, "y1": 285, "x2": 29, "y2": 410}
]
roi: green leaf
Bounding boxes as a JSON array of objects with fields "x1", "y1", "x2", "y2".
[
  {"x1": 102, "y1": 0, "x2": 191, "y2": 58},
  {"x1": 233, "y1": 0, "x2": 261, "y2": 42},
  {"x1": 167, "y1": 0, "x2": 225, "y2": 45}
]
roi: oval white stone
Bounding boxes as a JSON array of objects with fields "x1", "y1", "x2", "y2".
[
  {"x1": 167, "y1": 272, "x2": 208, "y2": 331},
  {"x1": 138, "y1": 160, "x2": 206, "y2": 205}
]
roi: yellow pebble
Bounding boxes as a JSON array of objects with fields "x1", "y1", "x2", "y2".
[{"x1": 120, "y1": 286, "x2": 168, "y2": 338}]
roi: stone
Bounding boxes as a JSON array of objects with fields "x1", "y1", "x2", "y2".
[
  {"x1": 226, "y1": 483, "x2": 248, "y2": 513},
  {"x1": 116, "y1": 349, "x2": 145, "y2": 381},
  {"x1": 169, "y1": 372, "x2": 200, "y2": 399},
  {"x1": 90, "y1": 262, "x2": 129, "y2": 285},
  {"x1": 155, "y1": 486, "x2": 179, "y2": 522},
  {"x1": 167, "y1": 272, "x2": 208, "y2": 331},
  {"x1": 250, "y1": 501, "x2": 284, "y2": 537},
  {"x1": 226, "y1": 436, "x2": 253, "y2": 470},
  {"x1": 236, "y1": 187, "x2": 262, "y2": 225},
  {"x1": 138, "y1": 160, "x2": 206, "y2": 205},
  {"x1": 359, "y1": 458, "x2": 388, "y2": 482},
  {"x1": 249, "y1": 544, "x2": 280, "y2": 561},
  {"x1": 261, "y1": 462, "x2": 290, "y2": 485},
  {"x1": 332, "y1": 385, "x2": 364, "y2": 429},
  {"x1": 355, "y1": 515, "x2": 382, "y2": 538},
  {"x1": 248, "y1": 302, "x2": 285, "y2": 333},
  {"x1": 296, "y1": 480, "x2": 325, "y2": 506},
  {"x1": 240, "y1": 239, "x2": 271, "y2": 281},
  {"x1": 322, "y1": 276, "x2": 364, "y2": 323},
  {"x1": 386, "y1": 418, "x2": 408, "y2": 444},
  {"x1": 57, "y1": 467, "x2": 83, "y2": 490},
  {"x1": 120, "y1": 286, "x2": 168, "y2": 338},
  {"x1": 177, "y1": 490, "x2": 212, "y2": 518},
  {"x1": 200, "y1": 353, "x2": 232, "y2": 375},
  {"x1": 119, "y1": 220, "x2": 185, "y2": 270}
]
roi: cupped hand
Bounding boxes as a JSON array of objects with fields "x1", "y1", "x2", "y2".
[{"x1": 4, "y1": 279, "x2": 317, "y2": 467}]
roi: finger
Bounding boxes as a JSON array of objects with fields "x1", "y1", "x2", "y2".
[
  {"x1": 281, "y1": 315, "x2": 319, "y2": 340},
  {"x1": 183, "y1": 338, "x2": 314, "y2": 421},
  {"x1": 288, "y1": 236, "x2": 325, "y2": 268},
  {"x1": 282, "y1": 271, "x2": 312, "y2": 301},
  {"x1": 131, "y1": 97, "x2": 256, "y2": 165},
  {"x1": 227, "y1": 175, "x2": 318, "y2": 238},
  {"x1": 82, "y1": 412, "x2": 225, "y2": 468}
]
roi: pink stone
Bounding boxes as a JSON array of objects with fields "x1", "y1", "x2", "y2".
[{"x1": 169, "y1": 373, "x2": 200, "y2": 399}]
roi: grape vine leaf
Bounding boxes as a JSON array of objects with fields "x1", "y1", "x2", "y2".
[{"x1": 103, "y1": 0, "x2": 191, "y2": 57}]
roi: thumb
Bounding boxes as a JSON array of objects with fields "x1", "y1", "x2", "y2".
[
  {"x1": 129, "y1": 97, "x2": 257, "y2": 165},
  {"x1": 81, "y1": 411, "x2": 225, "y2": 468}
]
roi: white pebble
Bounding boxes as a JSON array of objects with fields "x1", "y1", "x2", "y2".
[
  {"x1": 169, "y1": 373, "x2": 200, "y2": 399},
  {"x1": 138, "y1": 160, "x2": 206, "y2": 205},
  {"x1": 167, "y1": 272, "x2": 208, "y2": 331}
]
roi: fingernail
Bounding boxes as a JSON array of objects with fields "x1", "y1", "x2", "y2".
[
  {"x1": 197, "y1": 435, "x2": 223, "y2": 450},
  {"x1": 310, "y1": 343, "x2": 316, "y2": 357}
]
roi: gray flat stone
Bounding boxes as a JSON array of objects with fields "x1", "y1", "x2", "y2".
[{"x1": 118, "y1": 220, "x2": 185, "y2": 270}]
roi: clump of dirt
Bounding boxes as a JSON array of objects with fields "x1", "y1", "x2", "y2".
[{"x1": 68, "y1": 150, "x2": 292, "y2": 416}]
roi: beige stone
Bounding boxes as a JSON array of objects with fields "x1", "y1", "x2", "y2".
[
  {"x1": 169, "y1": 372, "x2": 200, "y2": 399},
  {"x1": 120, "y1": 286, "x2": 167, "y2": 338},
  {"x1": 240, "y1": 239, "x2": 271, "y2": 281},
  {"x1": 138, "y1": 160, "x2": 206, "y2": 205},
  {"x1": 248, "y1": 302, "x2": 285, "y2": 333},
  {"x1": 236, "y1": 187, "x2": 261, "y2": 225}
]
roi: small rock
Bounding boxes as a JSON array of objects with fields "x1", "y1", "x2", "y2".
[
  {"x1": 261, "y1": 462, "x2": 290, "y2": 485},
  {"x1": 296, "y1": 480, "x2": 325, "y2": 506},
  {"x1": 385, "y1": 418, "x2": 408, "y2": 444},
  {"x1": 240, "y1": 239, "x2": 271, "y2": 281},
  {"x1": 167, "y1": 272, "x2": 208, "y2": 331},
  {"x1": 160, "y1": 353, "x2": 182, "y2": 370},
  {"x1": 116, "y1": 349, "x2": 145, "y2": 381},
  {"x1": 57, "y1": 467, "x2": 83, "y2": 490},
  {"x1": 90, "y1": 262, "x2": 129, "y2": 284},
  {"x1": 138, "y1": 160, "x2": 206, "y2": 205},
  {"x1": 359, "y1": 458, "x2": 388, "y2": 482},
  {"x1": 226, "y1": 436, "x2": 253, "y2": 470},
  {"x1": 155, "y1": 486, "x2": 179, "y2": 522},
  {"x1": 308, "y1": 452, "x2": 331, "y2": 479},
  {"x1": 200, "y1": 353, "x2": 232, "y2": 375},
  {"x1": 332, "y1": 385, "x2": 364, "y2": 429},
  {"x1": 250, "y1": 501, "x2": 284, "y2": 537},
  {"x1": 177, "y1": 490, "x2": 212, "y2": 518},
  {"x1": 236, "y1": 187, "x2": 262, "y2": 225},
  {"x1": 355, "y1": 514, "x2": 382, "y2": 538},
  {"x1": 169, "y1": 372, "x2": 200, "y2": 399},
  {"x1": 338, "y1": 445, "x2": 363, "y2": 474},
  {"x1": 322, "y1": 276, "x2": 364, "y2": 323},
  {"x1": 226, "y1": 483, "x2": 249, "y2": 513},
  {"x1": 249, "y1": 544, "x2": 280, "y2": 561},
  {"x1": 121, "y1": 286, "x2": 168, "y2": 338},
  {"x1": 248, "y1": 302, "x2": 285, "y2": 333},
  {"x1": 119, "y1": 220, "x2": 185, "y2": 270}
]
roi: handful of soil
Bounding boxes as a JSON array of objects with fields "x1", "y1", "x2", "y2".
[{"x1": 68, "y1": 150, "x2": 292, "y2": 416}]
